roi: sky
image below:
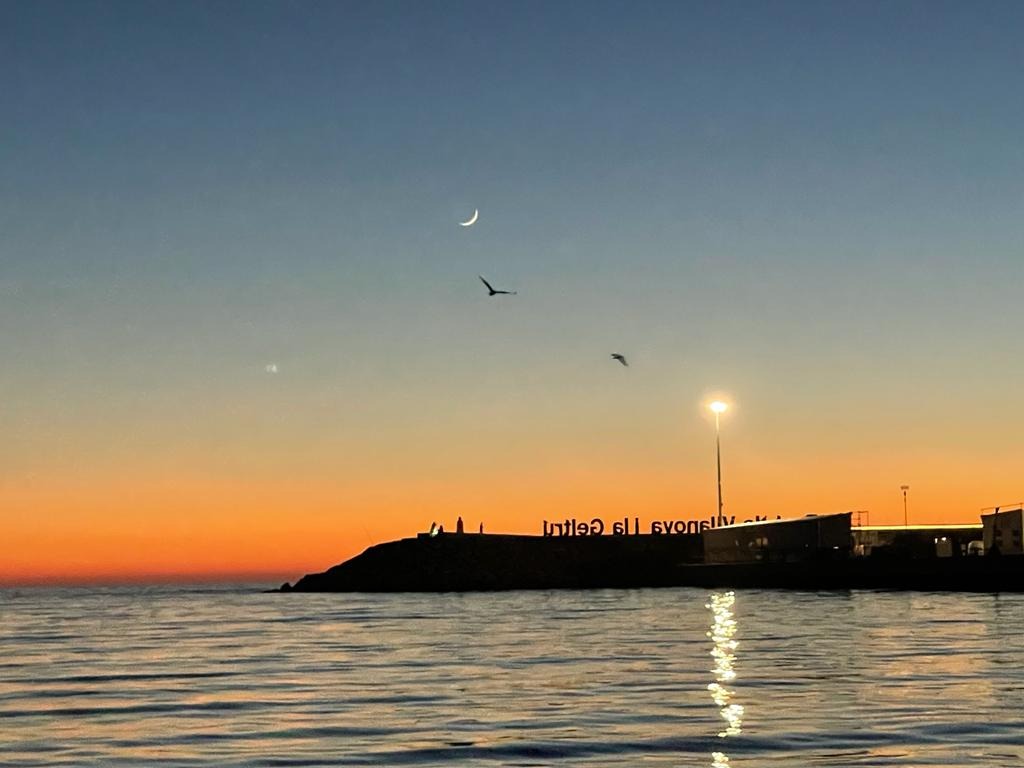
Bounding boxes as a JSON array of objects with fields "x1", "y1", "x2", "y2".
[{"x1": 3, "y1": 0, "x2": 1024, "y2": 584}]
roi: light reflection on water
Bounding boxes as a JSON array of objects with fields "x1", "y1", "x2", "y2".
[
  {"x1": 1, "y1": 587, "x2": 1024, "y2": 766},
  {"x1": 707, "y1": 591, "x2": 744, "y2": 738},
  {"x1": 707, "y1": 591, "x2": 743, "y2": 767}
]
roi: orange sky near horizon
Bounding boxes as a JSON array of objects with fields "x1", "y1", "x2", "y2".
[{"x1": 4, "y1": 426, "x2": 1020, "y2": 585}]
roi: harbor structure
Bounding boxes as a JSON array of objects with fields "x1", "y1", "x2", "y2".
[
  {"x1": 282, "y1": 505, "x2": 1023, "y2": 593},
  {"x1": 851, "y1": 524, "x2": 982, "y2": 558},
  {"x1": 981, "y1": 506, "x2": 1024, "y2": 555},
  {"x1": 702, "y1": 512, "x2": 852, "y2": 564}
]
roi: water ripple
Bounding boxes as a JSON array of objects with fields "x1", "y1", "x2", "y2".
[{"x1": 2, "y1": 587, "x2": 1023, "y2": 766}]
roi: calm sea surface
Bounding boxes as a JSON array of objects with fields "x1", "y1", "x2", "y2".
[{"x1": 2, "y1": 587, "x2": 1023, "y2": 766}]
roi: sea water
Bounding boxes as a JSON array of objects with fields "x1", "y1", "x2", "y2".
[{"x1": 1, "y1": 586, "x2": 1022, "y2": 766}]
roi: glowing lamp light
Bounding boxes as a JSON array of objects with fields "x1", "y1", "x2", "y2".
[{"x1": 710, "y1": 401, "x2": 729, "y2": 414}]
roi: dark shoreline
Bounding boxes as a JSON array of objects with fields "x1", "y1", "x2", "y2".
[{"x1": 279, "y1": 533, "x2": 1024, "y2": 593}]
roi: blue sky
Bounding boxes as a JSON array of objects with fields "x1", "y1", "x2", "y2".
[{"x1": 3, "y1": 1, "x2": 1024, "y2": 576}]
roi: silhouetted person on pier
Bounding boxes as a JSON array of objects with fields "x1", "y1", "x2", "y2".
[
  {"x1": 456, "y1": 516, "x2": 464, "y2": 534},
  {"x1": 479, "y1": 522, "x2": 484, "y2": 534}
]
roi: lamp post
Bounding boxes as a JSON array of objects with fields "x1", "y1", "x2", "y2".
[
  {"x1": 710, "y1": 401, "x2": 729, "y2": 525},
  {"x1": 900, "y1": 485, "x2": 910, "y2": 528}
]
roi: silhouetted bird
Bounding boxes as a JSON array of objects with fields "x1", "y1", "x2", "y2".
[
  {"x1": 611, "y1": 353, "x2": 629, "y2": 367},
  {"x1": 479, "y1": 275, "x2": 517, "y2": 296}
]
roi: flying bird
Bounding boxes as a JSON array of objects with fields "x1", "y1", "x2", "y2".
[
  {"x1": 611, "y1": 354, "x2": 628, "y2": 367},
  {"x1": 479, "y1": 275, "x2": 517, "y2": 296},
  {"x1": 459, "y1": 209, "x2": 479, "y2": 227}
]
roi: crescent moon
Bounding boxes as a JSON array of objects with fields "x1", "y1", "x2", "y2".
[{"x1": 459, "y1": 209, "x2": 479, "y2": 227}]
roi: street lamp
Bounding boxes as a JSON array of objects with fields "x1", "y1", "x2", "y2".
[
  {"x1": 900, "y1": 485, "x2": 910, "y2": 528},
  {"x1": 709, "y1": 401, "x2": 729, "y2": 525}
]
